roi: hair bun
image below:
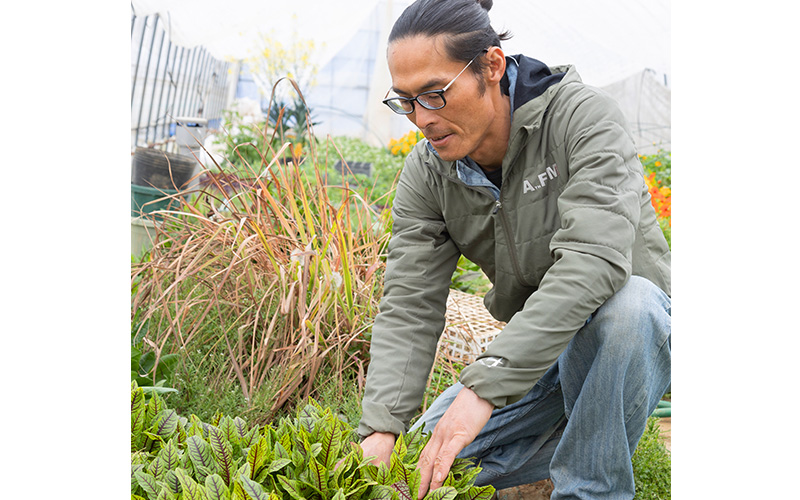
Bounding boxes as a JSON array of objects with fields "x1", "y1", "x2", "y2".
[{"x1": 477, "y1": 0, "x2": 493, "y2": 12}]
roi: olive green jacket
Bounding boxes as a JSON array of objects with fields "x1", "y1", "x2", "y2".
[{"x1": 358, "y1": 56, "x2": 670, "y2": 438}]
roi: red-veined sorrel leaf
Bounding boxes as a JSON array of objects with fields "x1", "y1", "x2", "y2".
[
  {"x1": 158, "y1": 439, "x2": 181, "y2": 471},
  {"x1": 153, "y1": 409, "x2": 179, "y2": 438},
  {"x1": 132, "y1": 406, "x2": 146, "y2": 440},
  {"x1": 233, "y1": 417, "x2": 249, "y2": 442},
  {"x1": 146, "y1": 393, "x2": 165, "y2": 425},
  {"x1": 132, "y1": 385, "x2": 145, "y2": 413},
  {"x1": 307, "y1": 456, "x2": 325, "y2": 493},
  {"x1": 239, "y1": 475, "x2": 269, "y2": 500},
  {"x1": 277, "y1": 475, "x2": 305, "y2": 500},
  {"x1": 134, "y1": 470, "x2": 159, "y2": 498},
  {"x1": 204, "y1": 474, "x2": 230, "y2": 500},
  {"x1": 164, "y1": 470, "x2": 181, "y2": 494},
  {"x1": 391, "y1": 481, "x2": 414, "y2": 500},
  {"x1": 147, "y1": 456, "x2": 168, "y2": 480},
  {"x1": 174, "y1": 468, "x2": 206, "y2": 500},
  {"x1": 460, "y1": 486, "x2": 496, "y2": 500},
  {"x1": 319, "y1": 425, "x2": 342, "y2": 469},
  {"x1": 187, "y1": 435, "x2": 216, "y2": 473},
  {"x1": 366, "y1": 484, "x2": 395, "y2": 500},
  {"x1": 246, "y1": 436, "x2": 269, "y2": 479},
  {"x1": 240, "y1": 425, "x2": 260, "y2": 449},
  {"x1": 266, "y1": 457, "x2": 291, "y2": 474},
  {"x1": 207, "y1": 426, "x2": 235, "y2": 485},
  {"x1": 345, "y1": 479, "x2": 372, "y2": 499},
  {"x1": 218, "y1": 416, "x2": 238, "y2": 446},
  {"x1": 423, "y1": 486, "x2": 458, "y2": 500}
]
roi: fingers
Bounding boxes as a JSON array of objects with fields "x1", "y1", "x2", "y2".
[
  {"x1": 417, "y1": 446, "x2": 456, "y2": 500},
  {"x1": 415, "y1": 388, "x2": 494, "y2": 499},
  {"x1": 417, "y1": 430, "x2": 471, "y2": 499}
]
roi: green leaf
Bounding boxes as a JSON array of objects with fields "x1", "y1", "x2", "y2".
[
  {"x1": 207, "y1": 426, "x2": 236, "y2": 485},
  {"x1": 218, "y1": 416, "x2": 238, "y2": 447},
  {"x1": 232, "y1": 481, "x2": 248, "y2": 500},
  {"x1": 392, "y1": 432, "x2": 408, "y2": 460},
  {"x1": 277, "y1": 475, "x2": 305, "y2": 500},
  {"x1": 233, "y1": 417, "x2": 249, "y2": 442},
  {"x1": 188, "y1": 415, "x2": 206, "y2": 438},
  {"x1": 157, "y1": 439, "x2": 182, "y2": 472},
  {"x1": 146, "y1": 393, "x2": 165, "y2": 426},
  {"x1": 141, "y1": 386, "x2": 179, "y2": 395},
  {"x1": 389, "y1": 453, "x2": 409, "y2": 484},
  {"x1": 457, "y1": 486, "x2": 495, "y2": 500},
  {"x1": 240, "y1": 426, "x2": 260, "y2": 449},
  {"x1": 143, "y1": 430, "x2": 166, "y2": 453},
  {"x1": 132, "y1": 385, "x2": 146, "y2": 414},
  {"x1": 156, "y1": 488, "x2": 178, "y2": 500},
  {"x1": 164, "y1": 470, "x2": 181, "y2": 494},
  {"x1": 391, "y1": 481, "x2": 413, "y2": 500},
  {"x1": 423, "y1": 486, "x2": 458, "y2": 500},
  {"x1": 187, "y1": 435, "x2": 217, "y2": 478},
  {"x1": 367, "y1": 462, "x2": 392, "y2": 486},
  {"x1": 152, "y1": 410, "x2": 180, "y2": 439},
  {"x1": 132, "y1": 406, "x2": 147, "y2": 448},
  {"x1": 174, "y1": 468, "x2": 208, "y2": 500},
  {"x1": 366, "y1": 484, "x2": 396, "y2": 500},
  {"x1": 406, "y1": 469, "x2": 421, "y2": 500},
  {"x1": 318, "y1": 424, "x2": 342, "y2": 470},
  {"x1": 134, "y1": 471, "x2": 159, "y2": 500},
  {"x1": 238, "y1": 476, "x2": 269, "y2": 500},
  {"x1": 205, "y1": 474, "x2": 231, "y2": 500},
  {"x1": 147, "y1": 457, "x2": 168, "y2": 481},
  {"x1": 246, "y1": 437, "x2": 270, "y2": 480},
  {"x1": 306, "y1": 456, "x2": 326, "y2": 493},
  {"x1": 265, "y1": 458, "x2": 291, "y2": 475},
  {"x1": 345, "y1": 478, "x2": 373, "y2": 499}
]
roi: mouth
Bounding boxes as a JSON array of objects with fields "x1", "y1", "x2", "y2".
[{"x1": 427, "y1": 133, "x2": 452, "y2": 146}]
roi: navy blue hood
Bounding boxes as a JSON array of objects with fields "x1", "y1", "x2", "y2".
[{"x1": 502, "y1": 54, "x2": 566, "y2": 112}]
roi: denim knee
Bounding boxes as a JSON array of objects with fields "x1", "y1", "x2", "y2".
[{"x1": 586, "y1": 276, "x2": 671, "y2": 354}]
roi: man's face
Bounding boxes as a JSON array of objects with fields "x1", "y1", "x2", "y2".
[{"x1": 387, "y1": 36, "x2": 503, "y2": 164}]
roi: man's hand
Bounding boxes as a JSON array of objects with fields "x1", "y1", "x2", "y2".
[
  {"x1": 416, "y1": 387, "x2": 494, "y2": 499},
  {"x1": 360, "y1": 431, "x2": 396, "y2": 466}
]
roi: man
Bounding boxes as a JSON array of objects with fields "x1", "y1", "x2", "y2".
[{"x1": 358, "y1": 1, "x2": 671, "y2": 498}]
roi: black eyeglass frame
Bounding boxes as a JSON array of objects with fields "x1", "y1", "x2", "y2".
[{"x1": 382, "y1": 51, "x2": 485, "y2": 115}]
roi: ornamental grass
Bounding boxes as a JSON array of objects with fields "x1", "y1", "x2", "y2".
[{"x1": 132, "y1": 83, "x2": 393, "y2": 421}]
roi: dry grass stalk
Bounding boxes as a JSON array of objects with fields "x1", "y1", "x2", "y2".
[{"x1": 132, "y1": 92, "x2": 392, "y2": 417}]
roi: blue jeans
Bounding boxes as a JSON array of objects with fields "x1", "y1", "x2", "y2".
[{"x1": 410, "y1": 276, "x2": 671, "y2": 499}]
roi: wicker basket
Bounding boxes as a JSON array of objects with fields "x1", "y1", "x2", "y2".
[{"x1": 439, "y1": 289, "x2": 506, "y2": 363}]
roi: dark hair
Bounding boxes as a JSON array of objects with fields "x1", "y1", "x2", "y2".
[{"x1": 389, "y1": 0, "x2": 512, "y2": 79}]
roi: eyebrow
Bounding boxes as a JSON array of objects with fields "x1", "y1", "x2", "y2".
[{"x1": 391, "y1": 78, "x2": 447, "y2": 96}]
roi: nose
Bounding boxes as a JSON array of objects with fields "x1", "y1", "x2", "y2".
[{"x1": 410, "y1": 104, "x2": 437, "y2": 130}]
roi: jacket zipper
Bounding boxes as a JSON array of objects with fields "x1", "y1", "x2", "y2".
[
  {"x1": 492, "y1": 200, "x2": 533, "y2": 288},
  {"x1": 433, "y1": 165, "x2": 532, "y2": 288}
]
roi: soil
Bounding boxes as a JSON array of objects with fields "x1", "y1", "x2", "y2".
[{"x1": 495, "y1": 418, "x2": 671, "y2": 499}]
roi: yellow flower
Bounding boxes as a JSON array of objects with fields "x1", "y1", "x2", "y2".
[{"x1": 655, "y1": 161, "x2": 662, "y2": 167}]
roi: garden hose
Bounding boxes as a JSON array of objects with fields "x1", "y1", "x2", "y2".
[{"x1": 651, "y1": 399, "x2": 671, "y2": 418}]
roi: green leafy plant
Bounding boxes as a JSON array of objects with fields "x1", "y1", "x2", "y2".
[
  {"x1": 132, "y1": 307, "x2": 179, "y2": 396},
  {"x1": 631, "y1": 417, "x2": 671, "y2": 500},
  {"x1": 131, "y1": 382, "x2": 494, "y2": 500}
]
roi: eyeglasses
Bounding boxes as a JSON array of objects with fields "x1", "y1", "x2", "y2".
[{"x1": 382, "y1": 52, "x2": 482, "y2": 115}]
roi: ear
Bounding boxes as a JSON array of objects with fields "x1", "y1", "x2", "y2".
[{"x1": 484, "y1": 46, "x2": 506, "y2": 84}]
